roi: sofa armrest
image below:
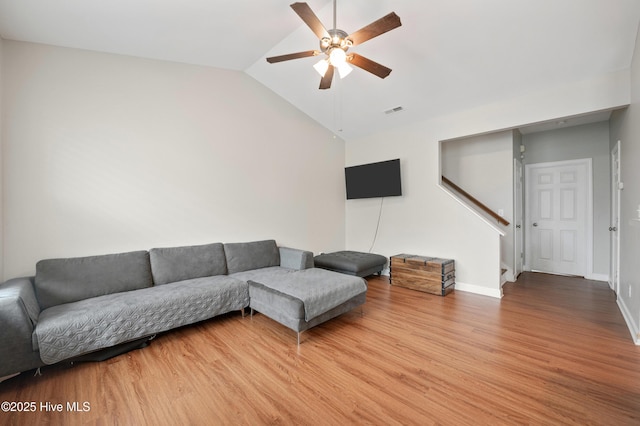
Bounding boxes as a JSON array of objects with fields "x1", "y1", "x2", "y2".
[
  {"x1": 0, "y1": 277, "x2": 40, "y2": 325},
  {"x1": 0, "y1": 277, "x2": 44, "y2": 377},
  {"x1": 279, "y1": 247, "x2": 314, "y2": 270}
]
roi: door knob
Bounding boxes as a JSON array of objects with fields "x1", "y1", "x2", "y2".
[
  {"x1": 532, "y1": 223, "x2": 538, "y2": 227},
  {"x1": 609, "y1": 226, "x2": 617, "y2": 231},
  {"x1": 516, "y1": 225, "x2": 521, "y2": 229}
]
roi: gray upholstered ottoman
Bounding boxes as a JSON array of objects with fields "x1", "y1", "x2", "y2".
[{"x1": 314, "y1": 251, "x2": 387, "y2": 277}]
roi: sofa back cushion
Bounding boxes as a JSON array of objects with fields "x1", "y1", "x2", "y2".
[
  {"x1": 224, "y1": 240, "x2": 280, "y2": 274},
  {"x1": 35, "y1": 250, "x2": 153, "y2": 310},
  {"x1": 149, "y1": 243, "x2": 227, "y2": 285}
]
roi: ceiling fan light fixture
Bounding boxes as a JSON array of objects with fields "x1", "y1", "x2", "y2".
[
  {"x1": 313, "y1": 58, "x2": 330, "y2": 77},
  {"x1": 336, "y1": 62, "x2": 353, "y2": 79},
  {"x1": 329, "y1": 47, "x2": 347, "y2": 66},
  {"x1": 328, "y1": 48, "x2": 352, "y2": 78}
]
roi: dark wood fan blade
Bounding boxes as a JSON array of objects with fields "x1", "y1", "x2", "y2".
[
  {"x1": 291, "y1": 2, "x2": 329, "y2": 40},
  {"x1": 348, "y1": 53, "x2": 392, "y2": 79},
  {"x1": 319, "y1": 65, "x2": 335, "y2": 90},
  {"x1": 348, "y1": 12, "x2": 401, "y2": 46},
  {"x1": 266, "y1": 50, "x2": 319, "y2": 63}
]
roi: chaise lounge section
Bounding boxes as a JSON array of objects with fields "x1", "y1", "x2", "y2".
[
  {"x1": 246, "y1": 268, "x2": 367, "y2": 344},
  {"x1": 220, "y1": 240, "x2": 368, "y2": 344}
]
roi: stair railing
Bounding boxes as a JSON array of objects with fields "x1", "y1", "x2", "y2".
[{"x1": 441, "y1": 176, "x2": 510, "y2": 226}]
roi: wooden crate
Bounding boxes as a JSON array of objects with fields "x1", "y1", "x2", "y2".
[{"x1": 390, "y1": 254, "x2": 455, "y2": 296}]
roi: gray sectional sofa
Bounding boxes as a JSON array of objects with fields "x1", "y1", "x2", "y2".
[{"x1": 0, "y1": 240, "x2": 368, "y2": 379}]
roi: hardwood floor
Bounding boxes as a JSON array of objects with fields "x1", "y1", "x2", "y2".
[{"x1": 1, "y1": 272, "x2": 640, "y2": 425}]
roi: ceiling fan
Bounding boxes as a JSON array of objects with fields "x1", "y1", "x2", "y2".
[{"x1": 266, "y1": 1, "x2": 402, "y2": 90}]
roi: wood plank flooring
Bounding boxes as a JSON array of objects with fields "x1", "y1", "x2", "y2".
[{"x1": 1, "y1": 272, "x2": 640, "y2": 425}]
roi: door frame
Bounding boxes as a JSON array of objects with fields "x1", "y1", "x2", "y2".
[
  {"x1": 524, "y1": 158, "x2": 593, "y2": 277},
  {"x1": 513, "y1": 158, "x2": 524, "y2": 278},
  {"x1": 610, "y1": 141, "x2": 621, "y2": 293}
]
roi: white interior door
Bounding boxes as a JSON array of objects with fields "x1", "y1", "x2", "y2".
[
  {"x1": 610, "y1": 142, "x2": 621, "y2": 293},
  {"x1": 525, "y1": 159, "x2": 590, "y2": 276}
]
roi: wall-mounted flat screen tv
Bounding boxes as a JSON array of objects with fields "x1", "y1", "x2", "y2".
[{"x1": 345, "y1": 159, "x2": 402, "y2": 200}]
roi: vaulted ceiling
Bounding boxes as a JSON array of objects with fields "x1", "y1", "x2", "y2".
[{"x1": 1, "y1": 0, "x2": 639, "y2": 140}]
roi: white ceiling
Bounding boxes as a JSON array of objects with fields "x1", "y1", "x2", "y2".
[{"x1": 1, "y1": 0, "x2": 639, "y2": 140}]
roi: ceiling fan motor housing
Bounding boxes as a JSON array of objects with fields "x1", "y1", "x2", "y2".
[{"x1": 321, "y1": 29, "x2": 352, "y2": 53}]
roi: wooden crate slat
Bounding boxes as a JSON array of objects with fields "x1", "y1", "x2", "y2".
[
  {"x1": 391, "y1": 264, "x2": 455, "y2": 280},
  {"x1": 391, "y1": 256, "x2": 455, "y2": 274}
]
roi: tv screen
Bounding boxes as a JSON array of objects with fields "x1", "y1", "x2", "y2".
[{"x1": 345, "y1": 159, "x2": 402, "y2": 200}]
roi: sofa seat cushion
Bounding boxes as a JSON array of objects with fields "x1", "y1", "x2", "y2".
[
  {"x1": 234, "y1": 267, "x2": 367, "y2": 321},
  {"x1": 35, "y1": 251, "x2": 153, "y2": 310},
  {"x1": 230, "y1": 266, "x2": 296, "y2": 283},
  {"x1": 34, "y1": 276, "x2": 248, "y2": 364},
  {"x1": 149, "y1": 243, "x2": 227, "y2": 285}
]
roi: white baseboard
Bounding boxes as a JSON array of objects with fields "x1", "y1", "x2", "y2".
[
  {"x1": 454, "y1": 281, "x2": 503, "y2": 299},
  {"x1": 617, "y1": 297, "x2": 640, "y2": 345},
  {"x1": 586, "y1": 273, "x2": 609, "y2": 282}
]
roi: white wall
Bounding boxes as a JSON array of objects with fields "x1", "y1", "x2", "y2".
[
  {"x1": 1, "y1": 41, "x2": 346, "y2": 279},
  {"x1": 346, "y1": 70, "x2": 630, "y2": 298},
  {"x1": 609, "y1": 24, "x2": 640, "y2": 343},
  {"x1": 346, "y1": 126, "x2": 503, "y2": 298},
  {"x1": 441, "y1": 130, "x2": 514, "y2": 277},
  {"x1": 442, "y1": 131, "x2": 514, "y2": 214},
  {"x1": 522, "y1": 121, "x2": 611, "y2": 278}
]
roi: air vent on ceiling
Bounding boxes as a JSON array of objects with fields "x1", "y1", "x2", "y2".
[{"x1": 384, "y1": 106, "x2": 404, "y2": 115}]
